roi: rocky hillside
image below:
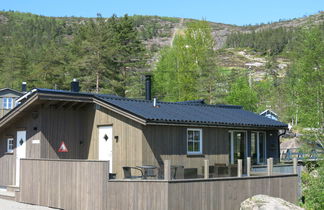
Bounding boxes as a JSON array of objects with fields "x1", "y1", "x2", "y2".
[{"x1": 0, "y1": 11, "x2": 323, "y2": 83}]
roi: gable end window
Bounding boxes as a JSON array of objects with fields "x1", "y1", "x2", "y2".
[
  {"x1": 3, "y1": 97, "x2": 14, "y2": 109},
  {"x1": 7, "y1": 138, "x2": 14, "y2": 153},
  {"x1": 187, "y1": 128, "x2": 202, "y2": 154}
]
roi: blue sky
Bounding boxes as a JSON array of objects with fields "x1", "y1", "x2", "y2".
[{"x1": 1, "y1": 0, "x2": 323, "y2": 25}]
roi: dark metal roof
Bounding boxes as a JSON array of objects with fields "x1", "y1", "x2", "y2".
[{"x1": 36, "y1": 88, "x2": 288, "y2": 128}]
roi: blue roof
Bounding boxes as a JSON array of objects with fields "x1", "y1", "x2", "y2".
[{"x1": 36, "y1": 88, "x2": 288, "y2": 128}]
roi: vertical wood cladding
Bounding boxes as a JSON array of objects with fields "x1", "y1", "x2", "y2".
[
  {"x1": 39, "y1": 105, "x2": 93, "y2": 160},
  {"x1": 142, "y1": 125, "x2": 230, "y2": 174},
  {"x1": 88, "y1": 106, "x2": 143, "y2": 177}
]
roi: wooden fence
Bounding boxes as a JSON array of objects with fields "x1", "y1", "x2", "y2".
[
  {"x1": 18, "y1": 159, "x2": 298, "y2": 210},
  {"x1": 18, "y1": 159, "x2": 109, "y2": 210},
  {"x1": 0, "y1": 154, "x2": 15, "y2": 186},
  {"x1": 108, "y1": 175, "x2": 298, "y2": 210}
]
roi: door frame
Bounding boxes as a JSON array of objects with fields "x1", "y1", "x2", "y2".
[
  {"x1": 16, "y1": 130, "x2": 27, "y2": 186},
  {"x1": 229, "y1": 130, "x2": 248, "y2": 164},
  {"x1": 98, "y1": 125, "x2": 113, "y2": 173},
  {"x1": 251, "y1": 131, "x2": 267, "y2": 164}
]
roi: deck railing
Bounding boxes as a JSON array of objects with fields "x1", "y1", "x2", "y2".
[{"x1": 17, "y1": 158, "x2": 299, "y2": 210}]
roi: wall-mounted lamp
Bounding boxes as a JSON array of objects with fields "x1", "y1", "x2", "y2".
[{"x1": 114, "y1": 136, "x2": 119, "y2": 142}]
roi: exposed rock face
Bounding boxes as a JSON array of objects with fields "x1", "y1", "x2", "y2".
[{"x1": 240, "y1": 195, "x2": 304, "y2": 210}]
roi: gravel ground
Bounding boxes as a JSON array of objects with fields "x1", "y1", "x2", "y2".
[{"x1": 0, "y1": 199, "x2": 57, "y2": 210}]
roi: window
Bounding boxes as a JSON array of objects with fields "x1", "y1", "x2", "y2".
[
  {"x1": 3, "y1": 97, "x2": 14, "y2": 109},
  {"x1": 187, "y1": 129, "x2": 202, "y2": 154},
  {"x1": 251, "y1": 132, "x2": 267, "y2": 164},
  {"x1": 7, "y1": 138, "x2": 14, "y2": 153},
  {"x1": 229, "y1": 131, "x2": 247, "y2": 164}
]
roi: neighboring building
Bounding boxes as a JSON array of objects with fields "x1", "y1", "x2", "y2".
[
  {"x1": 0, "y1": 88, "x2": 23, "y2": 118},
  {"x1": 0, "y1": 79, "x2": 288, "y2": 183},
  {"x1": 260, "y1": 109, "x2": 279, "y2": 121}
]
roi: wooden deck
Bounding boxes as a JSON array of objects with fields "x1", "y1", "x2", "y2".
[{"x1": 17, "y1": 158, "x2": 299, "y2": 210}]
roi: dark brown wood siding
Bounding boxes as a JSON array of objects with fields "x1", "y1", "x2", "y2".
[
  {"x1": 142, "y1": 125, "x2": 230, "y2": 174},
  {"x1": 88, "y1": 106, "x2": 143, "y2": 177},
  {"x1": 39, "y1": 105, "x2": 94, "y2": 160}
]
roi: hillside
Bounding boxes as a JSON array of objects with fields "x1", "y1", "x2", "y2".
[{"x1": 0, "y1": 11, "x2": 323, "y2": 89}]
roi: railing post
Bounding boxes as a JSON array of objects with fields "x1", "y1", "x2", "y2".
[
  {"x1": 204, "y1": 159, "x2": 209, "y2": 179},
  {"x1": 267, "y1": 158, "x2": 273, "y2": 176},
  {"x1": 237, "y1": 159, "x2": 242, "y2": 177},
  {"x1": 246, "y1": 157, "x2": 251, "y2": 177},
  {"x1": 164, "y1": 160, "x2": 171, "y2": 180},
  {"x1": 293, "y1": 157, "x2": 298, "y2": 174}
]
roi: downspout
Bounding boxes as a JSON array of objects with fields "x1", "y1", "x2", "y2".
[{"x1": 278, "y1": 129, "x2": 287, "y2": 163}]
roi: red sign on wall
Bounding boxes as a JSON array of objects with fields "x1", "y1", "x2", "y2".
[{"x1": 58, "y1": 141, "x2": 68, "y2": 152}]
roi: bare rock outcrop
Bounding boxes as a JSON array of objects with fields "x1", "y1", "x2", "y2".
[{"x1": 240, "y1": 195, "x2": 304, "y2": 210}]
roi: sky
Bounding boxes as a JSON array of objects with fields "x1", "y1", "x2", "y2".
[{"x1": 1, "y1": 0, "x2": 323, "y2": 26}]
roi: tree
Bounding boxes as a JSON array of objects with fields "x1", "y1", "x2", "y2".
[
  {"x1": 226, "y1": 76, "x2": 258, "y2": 111},
  {"x1": 285, "y1": 25, "x2": 324, "y2": 128},
  {"x1": 153, "y1": 20, "x2": 222, "y2": 102},
  {"x1": 105, "y1": 14, "x2": 146, "y2": 97}
]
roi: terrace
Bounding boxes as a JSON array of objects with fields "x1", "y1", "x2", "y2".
[{"x1": 8, "y1": 157, "x2": 299, "y2": 210}]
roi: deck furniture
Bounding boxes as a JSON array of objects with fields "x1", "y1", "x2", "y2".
[
  {"x1": 214, "y1": 164, "x2": 229, "y2": 177},
  {"x1": 184, "y1": 168, "x2": 198, "y2": 179},
  {"x1": 171, "y1": 165, "x2": 184, "y2": 179},
  {"x1": 136, "y1": 165, "x2": 158, "y2": 179},
  {"x1": 122, "y1": 166, "x2": 144, "y2": 179},
  {"x1": 228, "y1": 164, "x2": 238, "y2": 176}
]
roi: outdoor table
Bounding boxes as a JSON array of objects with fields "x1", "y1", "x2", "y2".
[{"x1": 136, "y1": 165, "x2": 157, "y2": 179}]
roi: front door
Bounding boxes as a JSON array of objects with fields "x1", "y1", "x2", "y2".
[
  {"x1": 98, "y1": 126, "x2": 113, "y2": 173},
  {"x1": 16, "y1": 130, "x2": 26, "y2": 186}
]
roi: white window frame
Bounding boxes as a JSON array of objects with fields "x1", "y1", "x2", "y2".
[
  {"x1": 7, "y1": 138, "x2": 14, "y2": 153},
  {"x1": 187, "y1": 128, "x2": 203, "y2": 155},
  {"x1": 229, "y1": 130, "x2": 248, "y2": 164},
  {"x1": 3, "y1": 97, "x2": 14, "y2": 109}
]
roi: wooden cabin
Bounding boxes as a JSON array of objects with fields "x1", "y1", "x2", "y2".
[
  {"x1": 260, "y1": 109, "x2": 279, "y2": 121},
  {"x1": 0, "y1": 88, "x2": 23, "y2": 118},
  {"x1": 0, "y1": 80, "x2": 288, "y2": 184}
]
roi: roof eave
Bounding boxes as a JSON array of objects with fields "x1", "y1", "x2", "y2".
[{"x1": 146, "y1": 120, "x2": 288, "y2": 130}]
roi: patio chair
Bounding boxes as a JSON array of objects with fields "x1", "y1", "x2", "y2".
[
  {"x1": 214, "y1": 164, "x2": 229, "y2": 177},
  {"x1": 122, "y1": 166, "x2": 144, "y2": 179},
  {"x1": 184, "y1": 168, "x2": 198, "y2": 179},
  {"x1": 228, "y1": 164, "x2": 238, "y2": 177},
  {"x1": 171, "y1": 165, "x2": 184, "y2": 179}
]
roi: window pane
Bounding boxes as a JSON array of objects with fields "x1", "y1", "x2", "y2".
[
  {"x1": 194, "y1": 131, "x2": 200, "y2": 141},
  {"x1": 8, "y1": 98, "x2": 12, "y2": 108},
  {"x1": 3, "y1": 98, "x2": 7, "y2": 109},
  {"x1": 188, "y1": 142, "x2": 193, "y2": 152},
  {"x1": 194, "y1": 142, "x2": 200, "y2": 152},
  {"x1": 188, "y1": 131, "x2": 193, "y2": 141},
  {"x1": 259, "y1": 133, "x2": 265, "y2": 163},
  {"x1": 234, "y1": 132, "x2": 245, "y2": 163},
  {"x1": 251, "y1": 132, "x2": 257, "y2": 164}
]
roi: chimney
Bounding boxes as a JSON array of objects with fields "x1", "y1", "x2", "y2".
[
  {"x1": 145, "y1": 75, "x2": 152, "y2": 100},
  {"x1": 21, "y1": 82, "x2": 27, "y2": 93},
  {"x1": 71, "y1": 79, "x2": 80, "y2": 92}
]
